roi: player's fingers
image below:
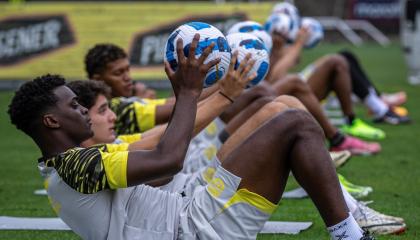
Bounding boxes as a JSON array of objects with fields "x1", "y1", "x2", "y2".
[
  {"x1": 204, "y1": 57, "x2": 221, "y2": 71},
  {"x1": 189, "y1": 33, "x2": 200, "y2": 61},
  {"x1": 240, "y1": 59, "x2": 256, "y2": 79},
  {"x1": 198, "y1": 42, "x2": 215, "y2": 65},
  {"x1": 228, "y1": 51, "x2": 238, "y2": 72},
  {"x1": 237, "y1": 53, "x2": 252, "y2": 73},
  {"x1": 164, "y1": 61, "x2": 175, "y2": 77},
  {"x1": 176, "y1": 38, "x2": 186, "y2": 64}
]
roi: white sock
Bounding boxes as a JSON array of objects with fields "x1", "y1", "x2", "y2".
[
  {"x1": 364, "y1": 88, "x2": 388, "y2": 118},
  {"x1": 327, "y1": 213, "x2": 363, "y2": 240},
  {"x1": 341, "y1": 184, "x2": 358, "y2": 214}
]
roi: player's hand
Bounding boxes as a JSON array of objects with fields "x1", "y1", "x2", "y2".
[
  {"x1": 295, "y1": 27, "x2": 310, "y2": 46},
  {"x1": 218, "y1": 51, "x2": 256, "y2": 101},
  {"x1": 271, "y1": 31, "x2": 286, "y2": 53},
  {"x1": 164, "y1": 33, "x2": 220, "y2": 98}
]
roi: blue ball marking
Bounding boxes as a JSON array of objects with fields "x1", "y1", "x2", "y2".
[
  {"x1": 165, "y1": 30, "x2": 180, "y2": 70},
  {"x1": 239, "y1": 39, "x2": 266, "y2": 51},
  {"x1": 183, "y1": 37, "x2": 230, "y2": 57},
  {"x1": 186, "y1": 22, "x2": 211, "y2": 30},
  {"x1": 263, "y1": 21, "x2": 272, "y2": 32},
  {"x1": 239, "y1": 25, "x2": 263, "y2": 33},
  {"x1": 205, "y1": 69, "x2": 224, "y2": 87},
  {"x1": 250, "y1": 61, "x2": 269, "y2": 86}
]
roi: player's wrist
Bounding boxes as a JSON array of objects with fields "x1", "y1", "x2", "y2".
[{"x1": 177, "y1": 89, "x2": 201, "y2": 100}]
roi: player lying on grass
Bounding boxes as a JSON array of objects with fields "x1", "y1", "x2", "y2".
[
  {"x1": 338, "y1": 50, "x2": 410, "y2": 125},
  {"x1": 9, "y1": 36, "x2": 374, "y2": 240},
  {"x1": 85, "y1": 43, "x2": 223, "y2": 135},
  {"x1": 85, "y1": 41, "x2": 380, "y2": 156},
  {"x1": 67, "y1": 74, "x2": 406, "y2": 236}
]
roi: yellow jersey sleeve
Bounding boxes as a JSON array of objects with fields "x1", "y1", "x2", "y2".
[
  {"x1": 142, "y1": 98, "x2": 167, "y2": 106},
  {"x1": 43, "y1": 146, "x2": 129, "y2": 194},
  {"x1": 116, "y1": 133, "x2": 142, "y2": 144},
  {"x1": 111, "y1": 97, "x2": 157, "y2": 135},
  {"x1": 100, "y1": 150, "x2": 128, "y2": 189},
  {"x1": 133, "y1": 102, "x2": 156, "y2": 132}
]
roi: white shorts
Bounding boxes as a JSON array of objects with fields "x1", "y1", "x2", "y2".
[
  {"x1": 298, "y1": 63, "x2": 317, "y2": 82},
  {"x1": 161, "y1": 156, "x2": 221, "y2": 197},
  {"x1": 182, "y1": 138, "x2": 221, "y2": 174},
  {"x1": 178, "y1": 162, "x2": 276, "y2": 239},
  {"x1": 117, "y1": 158, "x2": 276, "y2": 240}
]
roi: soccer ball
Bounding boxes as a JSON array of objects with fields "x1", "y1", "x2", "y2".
[
  {"x1": 227, "y1": 21, "x2": 273, "y2": 53},
  {"x1": 264, "y1": 13, "x2": 292, "y2": 36},
  {"x1": 272, "y1": 2, "x2": 299, "y2": 16},
  {"x1": 265, "y1": 13, "x2": 299, "y2": 42},
  {"x1": 269, "y1": 2, "x2": 301, "y2": 41},
  {"x1": 164, "y1": 22, "x2": 231, "y2": 87},
  {"x1": 301, "y1": 17, "x2": 324, "y2": 49},
  {"x1": 226, "y1": 32, "x2": 270, "y2": 87}
]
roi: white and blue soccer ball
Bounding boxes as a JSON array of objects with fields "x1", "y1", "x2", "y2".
[
  {"x1": 227, "y1": 21, "x2": 273, "y2": 53},
  {"x1": 269, "y1": 2, "x2": 301, "y2": 41},
  {"x1": 272, "y1": 2, "x2": 299, "y2": 16},
  {"x1": 264, "y1": 13, "x2": 292, "y2": 36},
  {"x1": 226, "y1": 32, "x2": 270, "y2": 87},
  {"x1": 301, "y1": 17, "x2": 324, "y2": 49},
  {"x1": 164, "y1": 22, "x2": 231, "y2": 87}
]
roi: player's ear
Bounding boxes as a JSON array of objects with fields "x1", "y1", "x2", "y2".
[{"x1": 42, "y1": 114, "x2": 60, "y2": 129}]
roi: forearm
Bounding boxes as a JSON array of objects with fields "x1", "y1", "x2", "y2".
[
  {"x1": 198, "y1": 83, "x2": 219, "y2": 102},
  {"x1": 128, "y1": 91, "x2": 231, "y2": 151},
  {"x1": 126, "y1": 91, "x2": 199, "y2": 186},
  {"x1": 267, "y1": 42, "x2": 305, "y2": 83},
  {"x1": 193, "y1": 91, "x2": 231, "y2": 135}
]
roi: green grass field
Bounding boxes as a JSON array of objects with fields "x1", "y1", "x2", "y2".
[{"x1": 0, "y1": 42, "x2": 419, "y2": 239}]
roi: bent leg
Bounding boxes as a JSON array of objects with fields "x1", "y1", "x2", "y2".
[
  {"x1": 306, "y1": 54, "x2": 354, "y2": 117},
  {"x1": 220, "y1": 109, "x2": 348, "y2": 226},
  {"x1": 220, "y1": 83, "x2": 277, "y2": 123},
  {"x1": 217, "y1": 96, "x2": 304, "y2": 160},
  {"x1": 273, "y1": 75, "x2": 338, "y2": 139}
]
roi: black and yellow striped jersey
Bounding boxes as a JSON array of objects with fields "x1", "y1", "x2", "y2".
[
  {"x1": 110, "y1": 97, "x2": 166, "y2": 135},
  {"x1": 38, "y1": 144, "x2": 129, "y2": 194}
]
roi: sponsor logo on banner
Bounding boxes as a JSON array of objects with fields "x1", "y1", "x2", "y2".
[
  {"x1": 129, "y1": 13, "x2": 247, "y2": 68},
  {"x1": 0, "y1": 15, "x2": 75, "y2": 66},
  {"x1": 348, "y1": 0, "x2": 400, "y2": 32}
]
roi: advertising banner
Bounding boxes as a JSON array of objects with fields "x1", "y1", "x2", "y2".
[
  {"x1": 348, "y1": 0, "x2": 401, "y2": 33},
  {"x1": 0, "y1": 3, "x2": 271, "y2": 82},
  {"x1": 0, "y1": 14, "x2": 75, "y2": 66},
  {"x1": 129, "y1": 13, "x2": 246, "y2": 68}
]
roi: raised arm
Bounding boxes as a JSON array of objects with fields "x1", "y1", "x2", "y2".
[
  {"x1": 126, "y1": 34, "x2": 219, "y2": 186},
  {"x1": 265, "y1": 27, "x2": 310, "y2": 83},
  {"x1": 128, "y1": 52, "x2": 256, "y2": 151},
  {"x1": 154, "y1": 82, "x2": 220, "y2": 125}
]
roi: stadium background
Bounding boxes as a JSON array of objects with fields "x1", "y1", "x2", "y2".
[{"x1": 0, "y1": 1, "x2": 419, "y2": 239}]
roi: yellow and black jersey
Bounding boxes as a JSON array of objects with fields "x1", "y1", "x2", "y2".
[
  {"x1": 110, "y1": 97, "x2": 166, "y2": 135},
  {"x1": 39, "y1": 144, "x2": 129, "y2": 194},
  {"x1": 116, "y1": 133, "x2": 142, "y2": 144}
]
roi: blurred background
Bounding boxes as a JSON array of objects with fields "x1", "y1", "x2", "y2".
[
  {"x1": 1, "y1": 0, "x2": 420, "y2": 88},
  {"x1": 0, "y1": 1, "x2": 419, "y2": 239}
]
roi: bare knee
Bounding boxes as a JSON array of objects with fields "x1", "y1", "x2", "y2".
[
  {"x1": 323, "y1": 54, "x2": 349, "y2": 73},
  {"x1": 269, "y1": 109, "x2": 324, "y2": 138},
  {"x1": 273, "y1": 95, "x2": 307, "y2": 111},
  {"x1": 258, "y1": 101, "x2": 289, "y2": 118}
]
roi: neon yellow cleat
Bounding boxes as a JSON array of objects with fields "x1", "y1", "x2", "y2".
[{"x1": 341, "y1": 118, "x2": 385, "y2": 140}]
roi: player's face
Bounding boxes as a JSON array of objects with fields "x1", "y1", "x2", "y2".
[
  {"x1": 52, "y1": 86, "x2": 93, "y2": 142},
  {"x1": 98, "y1": 58, "x2": 133, "y2": 97},
  {"x1": 88, "y1": 94, "x2": 117, "y2": 144}
]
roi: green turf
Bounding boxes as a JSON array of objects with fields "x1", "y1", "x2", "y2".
[{"x1": 1, "y1": 42, "x2": 419, "y2": 239}]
